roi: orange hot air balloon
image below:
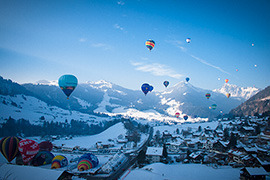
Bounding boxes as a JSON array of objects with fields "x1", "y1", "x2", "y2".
[
  {"x1": 226, "y1": 93, "x2": 231, "y2": 98},
  {"x1": 225, "y1": 79, "x2": 229, "y2": 83}
]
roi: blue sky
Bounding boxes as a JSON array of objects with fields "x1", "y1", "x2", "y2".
[{"x1": 0, "y1": 0, "x2": 269, "y2": 92}]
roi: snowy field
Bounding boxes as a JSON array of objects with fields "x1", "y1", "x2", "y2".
[
  {"x1": 53, "y1": 122, "x2": 127, "y2": 149},
  {"x1": 124, "y1": 163, "x2": 241, "y2": 180},
  {"x1": 153, "y1": 120, "x2": 222, "y2": 135}
]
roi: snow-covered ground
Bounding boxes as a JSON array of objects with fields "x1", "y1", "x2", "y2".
[
  {"x1": 153, "y1": 121, "x2": 221, "y2": 135},
  {"x1": 53, "y1": 122, "x2": 127, "y2": 149},
  {"x1": 124, "y1": 163, "x2": 241, "y2": 180},
  {"x1": 0, "y1": 94, "x2": 110, "y2": 125}
]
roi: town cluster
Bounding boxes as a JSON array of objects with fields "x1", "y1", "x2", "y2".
[{"x1": 145, "y1": 116, "x2": 270, "y2": 179}]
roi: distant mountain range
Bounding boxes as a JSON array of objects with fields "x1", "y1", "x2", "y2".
[
  {"x1": 229, "y1": 85, "x2": 270, "y2": 116},
  {"x1": 0, "y1": 76, "x2": 262, "y2": 124}
]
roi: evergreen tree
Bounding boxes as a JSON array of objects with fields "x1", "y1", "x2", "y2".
[{"x1": 162, "y1": 143, "x2": 168, "y2": 158}]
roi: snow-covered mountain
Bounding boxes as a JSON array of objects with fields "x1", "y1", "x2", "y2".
[
  {"x1": 0, "y1": 76, "x2": 260, "y2": 125},
  {"x1": 213, "y1": 83, "x2": 260, "y2": 100}
]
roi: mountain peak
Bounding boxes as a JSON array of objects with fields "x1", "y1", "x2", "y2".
[
  {"x1": 86, "y1": 80, "x2": 113, "y2": 90},
  {"x1": 213, "y1": 83, "x2": 260, "y2": 100},
  {"x1": 35, "y1": 80, "x2": 58, "y2": 86}
]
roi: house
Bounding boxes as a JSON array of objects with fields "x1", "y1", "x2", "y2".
[
  {"x1": 146, "y1": 147, "x2": 163, "y2": 163},
  {"x1": 240, "y1": 167, "x2": 268, "y2": 180},
  {"x1": 212, "y1": 140, "x2": 229, "y2": 152},
  {"x1": 189, "y1": 151, "x2": 204, "y2": 163},
  {"x1": 228, "y1": 149, "x2": 246, "y2": 164}
]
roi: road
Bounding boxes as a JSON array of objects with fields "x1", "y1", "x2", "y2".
[{"x1": 78, "y1": 127, "x2": 153, "y2": 180}]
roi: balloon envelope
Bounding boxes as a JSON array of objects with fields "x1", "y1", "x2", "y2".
[
  {"x1": 18, "y1": 139, "x2": 39, "y2": 164},
  {"x1": 31, "y1": 151, "x2": 54, "y2": 166},
  {"x1": 211, "y1": 104, "x2": 217, "y2": 110},
  {"x1": 226, "y1": 93, "x2": 231, "y2": 98},
  {"x1": 149, "y1": 85, "x2": 154, "y2": 92},
  {"x1": 141, "y1": 83, "x2": 150, "y2": 95},
  {"x1": 186, "y1": 38, "x2": 191, "y2": 43},
  {"x1": 205, "y1": 93, "x2": 211, "y2": 99},
  {"x1": 51, "y1": 155, "x2": 68, "y2": 169},
  {"x1": 77, "y1": 153, "x2": 99, "y2": 171},
  {"x1": 145, "y1": 39, "x2": 155, "y2": 51},
  {"x1": 163, "y1": 81, "x2": 169, "y2": 88},
  {"x1": 0, "y1": 136, "x2": 21, "y2": 162},
  {"x1": 183, "y1": 115, "x2": 188, "y2": 120},
  {"x1": 186, "y1": 77, "x2": 190, "y2": 82},
  {"x1": 58, "y1": 74, "x2": 78, "y2": 98},
  {"x1": 39, "y1": 141, "x2": 53, "y2": 152},
  {"x1": 175, "y1": 112, "x2": 180, "y2": 118},
  {"x1": 225, "y1": 79, "x2": 229, "y2": 83}
]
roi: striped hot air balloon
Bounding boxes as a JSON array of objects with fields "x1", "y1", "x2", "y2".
[
  {"x1": 175, "y1": 112, "x2": 180, "y2": 118},
  {"x1": 0, "y1": 136, "x2": 21, "y2": 162},
  {"x1": 145, "y1": 39, "x2": 155, "y2": 51},
  {"x1": 205, "y1": 93, "x2": 211, "y2": 99}
]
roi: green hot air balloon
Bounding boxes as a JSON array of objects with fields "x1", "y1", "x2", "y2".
[{"x1": 58, "y1": 74, "x2": 78, "y2": 99}]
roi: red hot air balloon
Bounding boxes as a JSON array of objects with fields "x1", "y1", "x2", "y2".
[
  {"x1": 225, "y1": 79, "x2": 229, "y2": 83},
  {"x1": 39, "y1": 141, "x2": 53, "y2": 152},
  {"x1": 18, "y1": 139, "x2": 39, "y2": 165},
  {"x1": 0, "y1": 136, "x2": 21, "y2": 162},
  {"x1": 175, "y1": 112, "x2": 180, "y2": 118},
  {"x1": 205, "y1": 93, "x2": 211, "y2": 99}
]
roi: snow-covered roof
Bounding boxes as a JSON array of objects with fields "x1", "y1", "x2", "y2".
[
  {"x1": 243, "y1": 126, "x2": 255, "y2": 131},
  {"x1": 189, "y1": 151, "x2": 202, "y2": 159},
  {"x1": 0, "y1": 164, "x2": 64, "y2": 180},
  {"x1": 245, "y1": 167, "x2": 268, "y2": 176},
  {"x1": 146, "y1": 147, "x2": 163, "y2": 156}
]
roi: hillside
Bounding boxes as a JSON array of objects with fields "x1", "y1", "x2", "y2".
[{"x1": 229, "y1": 86, "x2": 270, "y2": 116}]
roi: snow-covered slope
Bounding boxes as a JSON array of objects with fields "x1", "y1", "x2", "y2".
[
  {"x1": 213, "y1": 83, "x2": 260, "y2": 100},
  {"x1": 0, "y1": 94, "x2": 112, "y2": 125}
]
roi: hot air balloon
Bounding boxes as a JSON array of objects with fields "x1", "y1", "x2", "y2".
[
  {"x1": 141, "y1": 83, "x2": 150, "y2": 95},
  {"x1": 58, "y1": 74, "x2": 78, "y2": 99},
  {"x1": 183, "y1": 115, "x2": 188, "y2": 121},
  {"x1": 225, "y1": 79, "x2": 229, "y2": 83},
  {"x1": 0, "y1": 136, "x2": 21, "y2": 162},
  {"x1": 205, "y1": 93, "x2": 211, "y2": 99},
  {"x1": 186, "y1": 77, "x2": 190, "y2": 82},
  {"x1": 18, "y1": 139, "x2": 39, "y2": 165},
  {"x1": 211, "y1": 104, "x2": 217, "y2": 110},
  {"x1": 145, "y1": 39, "x2": 155, "y2": 51},
  {"x1": 31, "y1": 151, "x2": 54, "y2": 166},
  {"x1": 51, "y1": 155, "x2": 68, "y2": 169},
  {"x1": 77, "y1": 153, "x2": 99, "y2": 171},
  {"x1": 149, "y1": 85, "x2": 154, "y2": 92},
  {"x1": 186, "y1": 38, "x2": 191, "y2": 43},
  {"x1": 236, "y1": 69, "x2": 239, "y2": 72},
  {"x1": 226, "y1": 93, "x2": 231, "y2": 98},
  {"x1": 163, "y1": 81, "x2": 169, "y2": 88},
  {"x1": 39, "y1": 141, "x2": 53, "y2": 152},
  {"x1": 175, "y1": 112, "x2": 180, "y2": 118}
]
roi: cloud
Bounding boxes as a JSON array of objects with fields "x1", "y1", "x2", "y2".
[
  {"x1": 189, "y1": 54, "x2": 231, "y2": 75},
  {"x1": 131, "y1": 61, "x2": 183, "y2": 79},
  {"x1": 79, "y1": 38, "x2": 87, "y2": 42},
  {"x1": 114, "y1": 24, "x2": 127, "y2": 33},
  {"x1": 91, "y1": 43, "x2": 112, "y2": 50},
  {"x1": 166, "y1": 40, "x2": 187, "y2": 52},
  {"x1": 117, "y1": 1, "x2": 125, "y2": 5}
]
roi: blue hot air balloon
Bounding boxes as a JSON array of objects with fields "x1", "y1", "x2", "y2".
[
  {"x1": 163, "y1": 81, "x2": 169, "y2": 88},
  {"x1": 186, "y1": 77, "x2": 190, "y2": 82},
  {"x1": 58, "y1": 74, "x2": 78, "y2": 99},
  {"x1": 149, "y1": 85, "x2": 154, "y2": 92},
  {"x1": 141, "y1": 83, "x2": 150, "y2": 95},
  {"x1": 183, "y1": 115, "x2": 188, "y2": 121}
]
